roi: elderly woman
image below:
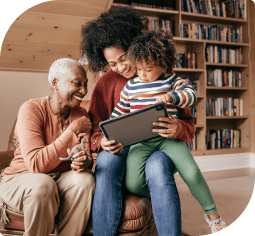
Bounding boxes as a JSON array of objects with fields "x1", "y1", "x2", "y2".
[
  {"x1": 0, "y1": 58, "x2": 95, "y2": 236},
  {"x1": 80, "y1": 6, "x2": 196, "y2": 236}
]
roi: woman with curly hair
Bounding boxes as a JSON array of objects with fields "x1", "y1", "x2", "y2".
[
  {"x1": 81, "y1": 6, "x2": 195, "y2": 236},
  {"x1": 111, "y1": 29, "x2": 226, "y2": 234}
]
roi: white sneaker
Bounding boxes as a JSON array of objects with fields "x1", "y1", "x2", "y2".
[{"x1": 204, "y1": 214, "x2": 226, "y2": 233}]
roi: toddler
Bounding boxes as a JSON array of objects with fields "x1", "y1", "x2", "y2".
[{"x1": 111, "y1": 29, "x2": 226, "y2": 234}]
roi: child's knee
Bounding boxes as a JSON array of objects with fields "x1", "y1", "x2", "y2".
[
  {"x1": 183, "y1": 167, "x2": 203, "y2": 186},
  {"x1": 125, "y1": 174, "x2": 145, "y2": 195}
]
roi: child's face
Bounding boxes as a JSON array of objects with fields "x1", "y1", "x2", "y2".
[{"x1": 136, "y1": 60, "x2": 162, "y2": 83}]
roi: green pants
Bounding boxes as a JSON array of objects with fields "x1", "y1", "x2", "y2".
[{"x1": 125, "y1": 136, "x2": 217, "y2": 215}]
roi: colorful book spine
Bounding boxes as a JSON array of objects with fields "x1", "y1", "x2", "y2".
[
  {"x1": 206, "y1": 129, "x2": 241, "y2": 149},
  {"x1": 206, "y1": 98, "x2": 243, "y2": 117}
]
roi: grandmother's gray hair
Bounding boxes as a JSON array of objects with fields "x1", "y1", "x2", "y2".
[{"x1": 48, "y1": 58, "x2": 84, "y2": 86}]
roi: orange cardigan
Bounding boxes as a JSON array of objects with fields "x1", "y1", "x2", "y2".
[{"x1": 3, "y1": 96, "x2": 89, "y2": 176}]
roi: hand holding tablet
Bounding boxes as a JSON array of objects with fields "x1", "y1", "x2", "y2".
[{"x1": 99, "y1": 102, "x2": 168, "y2": 147}]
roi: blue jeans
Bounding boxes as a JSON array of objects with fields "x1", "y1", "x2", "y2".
[
  {"x1": 145, "y1": 150, "x2": 181, "y2": 236},
  {"x1": 92, "y1": 148, "x2": 181, "y2": 236}
]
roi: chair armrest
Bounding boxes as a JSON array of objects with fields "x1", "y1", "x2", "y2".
[{"x1": 0, "y1": 151, "x2": 14, "y2": 170}]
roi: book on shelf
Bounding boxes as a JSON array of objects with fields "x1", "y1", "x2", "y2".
[
  {"x1": 191, "y1": 107, "x2": 197, "y2": 124},
  {"x1": 207, "y1": 68, "x2": 244, "y2": 87},
  {"x1": 176, "y1": 52, "x2": 196, "y2": 69},
  {"x1": 187, "y1": 137, "x2": 196, "y2": 150},
  {"x1": 206, "y1": 97, "x2": 243, "y2": 117},
  {"x1": 181, "y1": 22, "x2": 241, "y2": 43},
  {"x1": 113, "y1": 0, "x2": 176, "y2": 10},
  {"x1": 143, "y1": 18, "x2": 175, "y2": 35},
  {"x1": 206, "y1": 128, "x2": 241, "y2": 149},
  {"x1": 205, "y1": 45, "x2": 243, "y2": 64},
  {"x1": 181, "y1": 0, "x2": 246, "y2": 19}
]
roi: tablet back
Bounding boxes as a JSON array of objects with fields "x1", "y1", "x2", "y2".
[{"x1": 99, "y1": 102, "x2": 168, "y2": 147}]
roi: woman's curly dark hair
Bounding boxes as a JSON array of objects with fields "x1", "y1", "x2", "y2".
[
  {"x1": 127, "y1": 30, "x2": 176, "y2": 74},
  {"x1": 80, "y1": 6, "x2": 145, "y2": 72}
]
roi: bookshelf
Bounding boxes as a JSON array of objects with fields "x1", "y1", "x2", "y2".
[{"x1": 112, "y1": 0, "x2": 251, "y2": 156}]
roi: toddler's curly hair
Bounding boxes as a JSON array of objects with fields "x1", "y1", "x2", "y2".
[
  {"x1": 127, "y1": 30, "x2": 176, "y2": 74},
  {"x1": 80, "y1": 6, "x2": 145, "y2": 72}
]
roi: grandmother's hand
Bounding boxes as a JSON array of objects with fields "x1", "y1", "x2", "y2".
[
  {"x1": 69, "y1": 148, "x2": 93, "y2": 172},
  {"x1": 68, "y1": 116, "x2": 92, "y2": 136},
  {"x1": 100, "y1": 136, "x2": 123, "y2": 154},
  {"x1": 152, "y1": 115, "x2": 179, "y2": 139}
]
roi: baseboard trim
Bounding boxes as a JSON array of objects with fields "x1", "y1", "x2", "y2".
[
  {"x1": 250, "y1": 153, "x2": 255, "y2": 168},
  {"x1": 194, "y1": 152, "x2": 255, "y2": 172}
]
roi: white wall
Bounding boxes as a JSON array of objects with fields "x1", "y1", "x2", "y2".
[
  {"x1": 0, "y1": 70, "x2": 97, "y2": 151},
  {"x1": 0, "y1": 71, "x2": 49, "y2": 151}
]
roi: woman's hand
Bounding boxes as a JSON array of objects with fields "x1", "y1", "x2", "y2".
[
  {"x1": 69, "y1": 148, "x2": 93, "y2": 172},
  {"x1": 68, "y1": 116, "x2": 92, "y2": 135},
  {"x1": 100, "y1": 136, "x2": 123, "y2": 154},
  {"x1": 60, "y1": 136, "x2": 91, "y2": 161},
  {"x1": 152, "y1": 115, "x2": 179, "y2": 139}
]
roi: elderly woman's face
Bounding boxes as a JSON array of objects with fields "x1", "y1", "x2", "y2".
[
  {"x1": 56, "y1": 65, "x2": 88, "y2": 108},
  {"x1": 104, "y1": 47, "x2": 136, "y2": 79}
]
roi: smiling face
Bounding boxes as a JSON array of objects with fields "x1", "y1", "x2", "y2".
[
  {"x1": 103, "y1": 47, "x2": 136, "y2": 79},
  {"x1": 136, "y1": 60, "x2": 162, "y2": 83},
  {"x1": 54, "y1": 65, "x2": 88, "y2": 109}
]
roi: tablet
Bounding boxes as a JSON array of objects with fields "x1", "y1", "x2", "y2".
[{"x1": 99, "y1": 102, "x2": 168, "y2": 147}]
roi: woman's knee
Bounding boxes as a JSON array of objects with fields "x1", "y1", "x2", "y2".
[
  {"x1": 95, "y1": 150, "x2": 126, "y2": 175},
  {"x1": 145, "y1": 151, "x2": 176, "y2": 179},
  {"x1": 26, "y1": 174, "x2": 58, "y2": 202},
  {"x1": 71, "y1": 169, "x2": 95, "y2": 193}
]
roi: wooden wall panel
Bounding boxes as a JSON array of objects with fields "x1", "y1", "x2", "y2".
[
  {"x1": 0, "y1": 0, "x2": 113, "y2": 72},
  {"x1": 16, "y1": 11, "x2": 89, "y2": 28},
  {"x1": 4, "y1": 32, "x2": 81, "y2": 46},
  {"x1": 0, "y1": 51, "x2": 81, "y2": 63},
  {"x1": 27, "y1": 2, "x2": 105, "y2": 18},
  {"x1": 0, "y1": 60, "x2": 52, "y2": 72},
  {"x1": 56, "y1": 0, "x2": 112, "y2": 9},
  {"x1": 1, "y1": 42, "x2": 80, "y2": 55},
  {"x1": 9, "y1": 22, "x2": 82, "y2": 37}
]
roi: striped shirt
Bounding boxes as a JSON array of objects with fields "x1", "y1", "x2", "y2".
[{"x1": 111, "y1": 73, "x2": 197, "y2": 119}]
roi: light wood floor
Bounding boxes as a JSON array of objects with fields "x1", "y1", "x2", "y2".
[{"x1": 175, "y1": 167, "x2": 255, "y2": 184}]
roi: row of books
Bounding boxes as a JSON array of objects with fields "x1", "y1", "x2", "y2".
[
  {"x1": 206, "y1": 129, "x2": 241, "y2": 150},
  {"x1": 183, "y1": 77, "x2": 200, "y2": 95},
  {"x1": 206, "y1": 97, "x2": 243, "y2": 117},
  {"x1": 207, "y1": 69, "x2": 244, "y2": 87},
  {"x1": 144, "y1": 18, "x2": 175, "y2": 35},
  {"x1": 113, "y1": 0, "x2": 176, "y2": 9},
  {"x1": 181, "y1": 0, "x2": 246, "y2": 19},
  {"x1": 191, "y1": 107, "x2": 197, "y2": 124},
  {"x1": 188, "y1": 137, "x2": 196, "y2": 150},
  {"x1": 176, "y1": 52, "x2": 197, "y2": 69},
  {"x1": 181, "y1": 22, "x2": 241, "y2": 43},
  {"x1": 205, "y1": 45, "x2": 242, "y2": 64}
]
